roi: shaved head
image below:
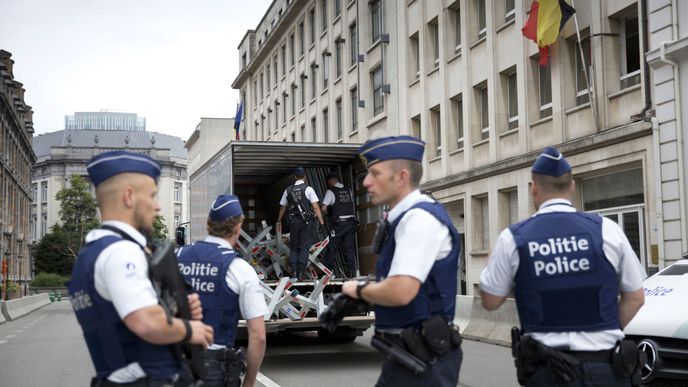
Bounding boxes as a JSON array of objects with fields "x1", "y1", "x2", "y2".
[{"x1": 95, "y1": 173, "x2": 150, "y2": 208}]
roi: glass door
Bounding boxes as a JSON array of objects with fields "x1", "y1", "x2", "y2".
[{"x1": 593, "y1": 205, "x2": 646, "y2": 269}]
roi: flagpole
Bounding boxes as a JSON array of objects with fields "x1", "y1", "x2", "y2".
[{"x1": 570, "y1": 0, "x2": 600, "y2": 132}]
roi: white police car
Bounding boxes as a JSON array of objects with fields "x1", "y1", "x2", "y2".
[{"x1": 624, "y1": 257, "x2": 688, "y2": 386}]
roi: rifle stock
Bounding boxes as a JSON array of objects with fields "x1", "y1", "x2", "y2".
[{"x1": 148, "y1": 240, "x2": 207, "y2": 382}]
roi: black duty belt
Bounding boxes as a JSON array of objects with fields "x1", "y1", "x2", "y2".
[
  {"x1": 204, "y1": 348, "x2": 228, "y2": 361},
  {"x1": 563, "y1": 349, "x2": 614, "y2": 363}
]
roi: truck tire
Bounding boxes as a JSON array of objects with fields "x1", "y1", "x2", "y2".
[{"x1": 317, "y1": 327, "x2": 358, "y2": 343}]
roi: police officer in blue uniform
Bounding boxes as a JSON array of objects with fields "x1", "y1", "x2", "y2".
[
  {"x1": 68, "y1": 150, "x2": 213, "y2": 387},
  {"x1": 480, "y1": 147, "x2": 647, "y2": 386},
  {"x1": 321, "y1": 171, "x2": 358, "y2": 278},
  {"x1": 175, "y1": 195, "x2": 268, "y2": 387},
  {"x1": 277, "y1": 167, "x2": 325, "y2": 279},
  {"x1": 342, "y1": 136, "x2": 463, "y2": 387}
]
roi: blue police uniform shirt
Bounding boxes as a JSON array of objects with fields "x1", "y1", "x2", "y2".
[
  {"x1": 68, "y1": 220, "x2": 179, "y2": 383},
  {"x1": 375, "y1": 190, "x2": 460, "y2": 330},
  {"x1": 480, "y1": 199, "x2": 647, "y2": 351}
]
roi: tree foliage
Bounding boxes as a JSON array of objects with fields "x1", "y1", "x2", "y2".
[
  {"x1": 35, "y1": 175, "x2": 100, "y2": 275},
  {"x1": 152, "y1": 214, "x2": 169, "y2": 241}
]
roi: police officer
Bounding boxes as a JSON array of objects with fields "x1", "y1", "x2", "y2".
[
  {"x1": 480, "y1": 147, "x2": 647, "y2": 386},
  {"x1": 321, "y1": 171, "x2": 358, "y2": 278},
  {"x1": 176, "y1": 195, "x2": 268, "y2": 387},
  {"x1": 68, "y1": 150, "x2": 213, "y2": 387},
  {"x1": 277, "y1": 166, "x2": 325, "y2": 279},
  {"x1": 342, "y1": 136, "x2": 463, "y2": 387}
]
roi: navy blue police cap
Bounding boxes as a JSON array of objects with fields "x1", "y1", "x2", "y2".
[
  {"x1": 87, "y1": 150, "x2": 161, "y2": 187},
  {"x1": 209, "y1": 195, "x2": 243, "y2": 222},
  {"x1": 531, "y1": 147, "x2": 572, "y2": 177},
  {"x1": 294, "y1": 166, "x2": 306, "y2": 177},
  {"x1": 358, "y1": 135, "x2": 425, "y2": 168},
  {"x1": 326, "y1": 171, "x2": 340, "y2": 180}
]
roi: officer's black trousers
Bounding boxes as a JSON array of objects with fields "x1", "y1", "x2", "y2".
[
  {"x1": 325, "y1": 219, "x2": 357, "y2": 277},
  {"x1": 175, "y1": 357, "x2": 240, "y2": 387},
  {"x1": 527, "y1": 361, "x2": 630, "y2": 387},
  {"x1": 288, "y1": 218, "x2": 313, "y2": 273},
  {"x1": 375, "y1": 345, "x2": 463, "y2": 387}
]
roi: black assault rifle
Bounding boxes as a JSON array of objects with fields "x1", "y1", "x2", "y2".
[{"x1": 148, "y1": 240, "x2": 207, "y2": 383}]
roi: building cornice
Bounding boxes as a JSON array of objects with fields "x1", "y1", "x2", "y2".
[
  {"x1": 232, "y1": 0, "x2": 308, "y2": 90},
  {"x1": 421, "y1": 120, "x2": 653, "y2": 192}
]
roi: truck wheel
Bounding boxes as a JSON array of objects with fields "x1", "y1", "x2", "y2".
[{"x1": 317, "y1": 327, "x2": 358, "y2": 343}]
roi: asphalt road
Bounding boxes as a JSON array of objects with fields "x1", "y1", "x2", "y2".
[{"x1": 0, "y1": 301, "x2": 518, "y2": 387}]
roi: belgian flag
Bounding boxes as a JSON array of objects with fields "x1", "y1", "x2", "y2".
[{"x1": 522, "y1": 0, "x2": 576, "y2": 65}]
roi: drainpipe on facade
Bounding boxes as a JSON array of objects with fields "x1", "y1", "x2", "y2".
[{"x1": 649, "y1": 117, "x2": 666, "y2": 270}]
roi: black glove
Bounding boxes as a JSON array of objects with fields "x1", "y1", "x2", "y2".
[{"x1": 319, "y1": 293, "x2": 369, "y2": 333}]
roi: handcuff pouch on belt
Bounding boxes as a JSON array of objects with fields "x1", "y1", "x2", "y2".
[
  {"x1": 400, "y1": 315, "x2": 462, "y2": 364},
  {"x1": 611, "y1": 340, "x2": 644, "y2": 386}
]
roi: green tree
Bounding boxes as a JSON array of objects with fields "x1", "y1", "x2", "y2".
[
  {"x1": 35, "y1": 175, "x2": 100, "y2": 275},
  {"x1": 152, "y1": 214, "x2": 169, "y2": 240}
]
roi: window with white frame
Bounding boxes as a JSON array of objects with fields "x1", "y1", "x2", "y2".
[
  {"x1": 351, "y1": 88, "x2": 358, "y2": 131},
  {"x1": 574, "y1": 37, "x2": 592, "y2": 105},
  {"x1": 430, "y1": 105, "x2": 442, "y2": 157},
  {"x1": 281, "y1": 44, "x2": 286, "y2": 75},
  {"x1": 174, "y1": 215, "x2": 180, "y2": 229},
  {"x1": 32, "y1": 183, "x2": 37, "y2": 202},
  {"x1": 323, "y1": 108, "x2": 329, "y2": 142},
  {"x1": 475, "y1": 196, "x2": 490, "y2": 250},
  {"x1": 321, "y1": 0, "x2": 328, "y2": 32},
  {"x1": 267, "y1": 64, "x2": 271, "y2": 90},
  {"x1": 311, "y1": 64, "x2": 317, "y2": 99},
  {"x1": 619, "y1": 13, "x2": 640, "y2": 89},
  {"x1": 451, "y1": 4, "x2": 462, "y2": 54},
  {"x1": 505, "y1": 0, "x2": 515, "y2": 23},
  {"x1": 537, "y1": 58, "x2": 552, "y2": 118},
  {"x1": 477, "y1": 0, "x2": 486, "y2": 40},
  {"x1": 309, "y1": 8, "x2": 316, "y2": 45},
  {"x1": 335, "y1": 0, "x2": 341, "y2": 18},
  {"x1": 477, "y1": 83, "x2": 489, "y2": 140},
  {"x1": 410, "y1": 32, "x2": 420, "y2": 80},
  {"x1": 41, "y1": 213, "x2": 47, "y2": 236},
  {"x1": 273, "y1": 55, "x2": 279, "y2": 86},
  {"x1": 336, "y1": 99, "x2": 343, "y2": 140},
  {"x1": 260, "y1": 73, "x2": 264, "y2": 100},
  {"x1": 31, "y1": 215, "x2": 36, "y2": 241},
  {"x1": 505, "y1": 69, "x2": 518, "y2": 130},
  {"x1": 451, "y1": 94, "x2": 464, "y2": 150},
  {"x1": 311, "y1": 116, "x2": 317, "y2": 141},
  {"x1": 283, "y1": 94, "x2": 287, "y2": 122},
  {"x1": 300, "y1": 124, "x2": 305, "y2": 141},
  {"x1": 371, "y1": 0, "x2": 382, "y2": 43},
  {"x1": 350, "y1": 22, "x2": 358, "y2": 66},
  {"x1": 372, "y1": 67, "x2": 384, "y2": 116},
  {"x1": 299, "y1": 21, "x2": 305, "y2": 56},
  {"x1": 253, "y1": 79, "x2": 258, "y2": 104},
  {"x1": 335, "y1": 37, "x2": 342, "y2": 78},
  {"x1": 174, "y1": 183, "x2": 182, "y2": 203},
  {"x1": 41, "y1": 182, "x2": 47, "y2": 202},
  {"x1": 429, "y1": 18, "x2": 439, "y2": 68},
  {"x1": 411, "y1": 115, "x2": 421, "y2": 140},
  {"x1": 291, "y1": 84, "x2": 296, "y2": 116},
  {"x1": 300, "y1": 75, "x2": 306, "y2": 108},
  {"x1": 322, "y1": 51, "x2": 329, "y2": 89},
  {"x1": 289, "y1": 33, "x2": 295, "y2": 67}
]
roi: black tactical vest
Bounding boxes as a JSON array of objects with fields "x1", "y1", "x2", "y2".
[
  {"x1": 287, "y1": 183, "x2": 314, "y2": 218},
  {"x1": 329, "y1": 185, "x2": 355, "y2": 218}
]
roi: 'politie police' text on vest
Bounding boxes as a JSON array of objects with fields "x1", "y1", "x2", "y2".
[
  {"x1": 178, "y1": 262, "x2": 220, "y2": 293},
  {"x1": 527, "y1": 235, "x2": 593, "y2": 278}
]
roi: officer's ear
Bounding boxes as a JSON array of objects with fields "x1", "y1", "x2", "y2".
[{"x1": 122, "y1": 185, "x2": 136, "y2": 208}]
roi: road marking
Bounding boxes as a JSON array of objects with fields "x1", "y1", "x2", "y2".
[
  {"x1": 256, "y1": 372, "x2": 280, "y2": 387},
  {"x1": 6, "y1": 335, "x2": 15, "y2": 338}
]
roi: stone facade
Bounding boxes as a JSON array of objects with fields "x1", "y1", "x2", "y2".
[
  {"x1": 31, "y1": 130, "x2": 189, "y2": 242},
  {"x1": 234, "y1": 0, "x2": 658, "y2": 293},
  {"x1": 0, "y1": 50, "x2": 37, "y2": 293}
]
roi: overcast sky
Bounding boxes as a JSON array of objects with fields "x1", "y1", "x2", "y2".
[{"x1": 0, "y1": 0, "x2": 271, "y2": 141}]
